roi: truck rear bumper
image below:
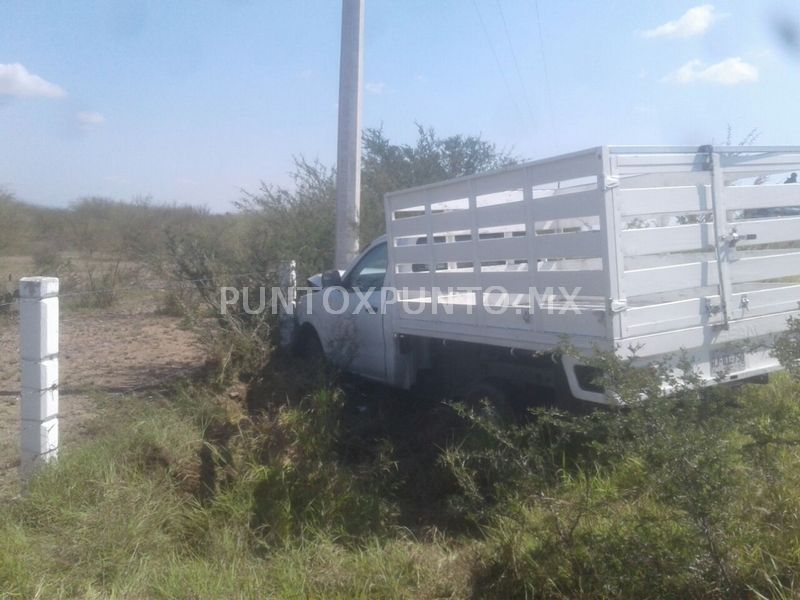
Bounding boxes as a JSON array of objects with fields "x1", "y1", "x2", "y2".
[{"x1": 563, "y1": 335, "x2": 783, "y2": 405}]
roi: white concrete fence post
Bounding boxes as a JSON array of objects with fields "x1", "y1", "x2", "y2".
[{"x1": 19, "y1": 277, "x2": 59, "y2": 480}]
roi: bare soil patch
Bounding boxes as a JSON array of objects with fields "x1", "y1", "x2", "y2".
[{"x1": 0, "y1": 303, "x2": 204, "y2": 493}]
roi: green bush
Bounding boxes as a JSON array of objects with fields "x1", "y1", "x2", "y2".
[
  {"x1": 443, "y1": 345, "x2": 800, "y2": 599},
  {"x1": 774, "y1": 316, "x2": 800, "y2": 381}
]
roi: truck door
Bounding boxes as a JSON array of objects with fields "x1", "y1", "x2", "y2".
[{"x1": 340, "y1": 242, "x2": 388, "y2": 380}]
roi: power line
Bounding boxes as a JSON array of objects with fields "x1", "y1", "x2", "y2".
[
  {"x1": 495, "y1": 0, "x2": 537, "y2": 132},
  {"x1": 471, "y1": 0, "x2": 527, "y2": 131},
  {"x1": 533, "y1": 0, "x2": 557, "y2": 148}
]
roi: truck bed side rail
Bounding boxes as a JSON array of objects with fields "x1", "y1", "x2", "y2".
[{"x1": 385, "y1": 147, "x2": 614, "y2": 350}]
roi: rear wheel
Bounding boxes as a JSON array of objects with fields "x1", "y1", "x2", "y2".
[{"x1": 462, "y1": 379, "x2": 514, "y2": 424}]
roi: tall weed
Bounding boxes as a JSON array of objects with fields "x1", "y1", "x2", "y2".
[{"x1": 446, "y1": 347, "x2": 800, "y2": 598}]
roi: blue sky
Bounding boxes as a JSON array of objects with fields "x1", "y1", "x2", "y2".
[{"x1": 1, "y1": 1, "x2": 798, "y2": 212}]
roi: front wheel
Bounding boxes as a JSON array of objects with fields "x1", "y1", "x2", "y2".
[{"x1": 293, "y1": 326, "x2": 324, "y2": 361}]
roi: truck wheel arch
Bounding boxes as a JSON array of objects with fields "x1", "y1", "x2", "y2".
[
  {"x1": 293, "y1": 323, "x2": 324, "y2": 359},
  {"x1": 462, "y1": 378, "x2": 515, "y2": 423}
]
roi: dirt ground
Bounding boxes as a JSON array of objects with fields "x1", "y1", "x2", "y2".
[{"x1": 0, "y1": 300, "x2": 205, "y2": 493}]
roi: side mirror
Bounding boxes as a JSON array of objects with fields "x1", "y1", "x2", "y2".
[{"x1": 321, "y1": 269, "x2": 343, "y2": 288}]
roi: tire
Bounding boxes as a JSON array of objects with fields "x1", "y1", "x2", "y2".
[
  {"x1": 294, "y1": 326, "x2": 324, "y2": 361},
  {"x1": 462, "y1": 379, "x2": 514, "y2": 424}
]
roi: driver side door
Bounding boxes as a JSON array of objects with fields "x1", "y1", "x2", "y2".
[{"x1": 339, "y1": 242, "x2": 388, "y2": 380}]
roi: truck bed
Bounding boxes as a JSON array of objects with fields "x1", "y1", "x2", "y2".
[{"x1": 384, "y1": 146, "x2": 800, "y2": 379}]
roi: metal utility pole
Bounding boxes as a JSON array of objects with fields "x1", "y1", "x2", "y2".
[{"x1": 334, "y1": 0, "x2": 364, "y2": 270}]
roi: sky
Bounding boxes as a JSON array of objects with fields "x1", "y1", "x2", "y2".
[{"x1": 1, "y1": 0, "x2": 798, "y2": 212}]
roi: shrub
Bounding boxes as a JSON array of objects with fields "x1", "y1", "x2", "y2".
[
  {"x1": 155, "y1": 126, "x2": 516, "y2": 383},
  {"x1": 445, "y1": 349, "x2": 800, "y2": 599},
  {"x1": 31, "y1": 244, "x2": 64, "y2": 275},
  {"x1": 774, "y1": 316, "x2": 800, "y2": 380}
]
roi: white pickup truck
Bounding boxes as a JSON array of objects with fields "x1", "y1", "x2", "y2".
[{"x1": 283, "y1": 146, "x2": 800, "y2": 405}]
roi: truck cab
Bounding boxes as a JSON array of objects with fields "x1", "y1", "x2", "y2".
[{"x1": 294, "y1": 236, "x2": 404, "y2": 384}]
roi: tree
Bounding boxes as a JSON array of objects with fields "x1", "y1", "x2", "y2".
[
  {"x1": 236, "y1": 157, "x2": 338, "y2": 278},
  {"x1": 237, "y1": 125, "x2": 516, "y2": 277},
  {"x1": 0, "y1": 191, "x2": 35, "y2": 255},
  {"x1": 359, "y1": 125, "x2": 516, "y2": 241}
]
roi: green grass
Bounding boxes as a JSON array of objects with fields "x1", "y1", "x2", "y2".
[
  {"x1": 3, "y1": 363, "x2": 800, "y2": 599},
  {"x1": 0, "y1": 385, "x2": 469, "y2": 599}
]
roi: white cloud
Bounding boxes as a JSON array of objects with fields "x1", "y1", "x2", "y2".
[
  {"x1": 663, "y1": 57, "x2": 759, "y2": 84},
  {"x1": 642, "y1": 5, "x2": 718, "y2": 39},
  {"x1": 76, "y1": 111, "x2": 106, "y2": 126},
  {"x1": 365, "y1": 81, "x2": 387, "y2": 95},
  {"x1": 0, "y1": 63, "x2": 66, "y2": 98}
]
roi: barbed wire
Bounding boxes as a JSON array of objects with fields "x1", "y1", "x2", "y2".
[
  {"x1": 0, "y1": 272, "x2": 265, "y2": 447},
  {"x1": 0, "y1": 270, "x2": 272, "y2": 309},
  {"x1": 0, "y1": 370, "x2": 199, "y2": 403}
]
